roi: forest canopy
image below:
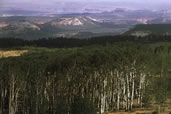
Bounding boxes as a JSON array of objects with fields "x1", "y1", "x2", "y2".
[
  {"x1": 0, "y1": 41, "x2": 171, "y2": 114},
  {"x1": 1, "y1": 34, "x2": 171, "y2": 48}
]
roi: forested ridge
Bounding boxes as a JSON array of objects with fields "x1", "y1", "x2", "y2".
[
  {"x1": 1, "y1": 34, "x2": 171, "y2": 48},
  {"x1": 0, "y1": 41, "x2": 171, "y2": 114}
]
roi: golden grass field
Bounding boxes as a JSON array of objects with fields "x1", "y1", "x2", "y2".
[{"x1": 0, "y1": 50, "x2": 28, "y2": 58}]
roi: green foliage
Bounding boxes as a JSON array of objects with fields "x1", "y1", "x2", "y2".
[
  {"x1": 152, "y1": 111, "x2": 158, "y2": 114},
  {"x1": 154, "y1": 78, "x2": 168, "y2": 104},
  {"x1": 0, "y1": 42, "x2": 171, "y2": 114},
  {"x1": 70, "y1": 97, "x2": 96, "y2": 114},
  {"x1": 142, "y1": 92, "x2": 152, "y2": 107},
  {"x1": 55, "y1": 97, "x2": 69, "y2": 114},
  {"x1": 125, "y1": 24, "x2": 171, "y2": 35}
]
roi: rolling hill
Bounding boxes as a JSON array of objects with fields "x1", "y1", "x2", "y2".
[
  {"x1": 124, "y1": 24, "x2": 171, "y2": 36},
  {"x1": 0, "y1": 16, "x2": 129, "y2": 39}
]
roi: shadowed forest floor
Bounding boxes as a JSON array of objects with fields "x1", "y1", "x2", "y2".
[{"x1": 109, "y1": 98, "x2": 171, "y2": 114}]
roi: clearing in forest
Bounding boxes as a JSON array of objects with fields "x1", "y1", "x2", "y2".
[{"x1": 0, "y1": 50, "x2": 28, "y2": 58}]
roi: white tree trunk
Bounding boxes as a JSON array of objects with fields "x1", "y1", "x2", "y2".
[
  {"x1": 9, "y1": 74, "x2": 20, "y2": 114},
  {"x1": 101, "y1": 78, "x2": 107, "y2": 114},
  {"x1": 130, "y1": 72, "x2": 135, "y2": 110}
]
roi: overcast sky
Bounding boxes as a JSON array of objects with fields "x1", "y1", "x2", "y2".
[
  {"x1": 1, "y1": 0, "x2": 171, "y2": 13},
  {"x1": 1, "y1": 0, "x2": 171, "y2": 4}
]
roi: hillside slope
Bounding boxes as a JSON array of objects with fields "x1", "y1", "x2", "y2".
[
  {"x1": 124, "y1": 24, "x2": 171, "y2": 36},
  {"x1": 0, "y1": 16, "x2": 128, "y2": 39}
]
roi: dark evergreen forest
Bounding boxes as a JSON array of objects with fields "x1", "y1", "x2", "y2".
[{"x1": 1, "y1": 35, "x2": 171, "y2": 48}]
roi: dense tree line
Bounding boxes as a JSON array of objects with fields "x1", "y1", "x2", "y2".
[
  {"x1": 1, "y1": 35, "x2": 171, "y2": 48},
  {"x1": 0, "y1": 43, "x2": 171, "y2": 114}
]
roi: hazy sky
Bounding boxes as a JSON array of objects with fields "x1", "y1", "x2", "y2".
[
  {"x1": 1, "y1": 0, "x2": 171, "y2": 4},
  {"x1": 1, "y1": 0, "x2": 171, "y2": 14}
]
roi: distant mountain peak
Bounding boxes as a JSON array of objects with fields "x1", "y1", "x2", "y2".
[
  {"x1": 50, "y1": 16, "x2": 100, "y2": 27},
  {"x1": 52, "y1": 17, "x2": 83, "y2": 26}
]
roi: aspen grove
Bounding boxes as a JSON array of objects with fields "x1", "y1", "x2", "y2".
[{"x1": 0, "y1": 43, "x2": 170, "y2": 114}]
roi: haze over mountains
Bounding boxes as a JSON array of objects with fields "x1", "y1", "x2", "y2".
[
  {"x1": 1, "y1": 0, "x2": 171, "y2": 39},
  {"x1": 1, "y1": 0, "x2": 171, "y2": 16}
]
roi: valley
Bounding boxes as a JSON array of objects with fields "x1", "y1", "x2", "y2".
[
  {"x1": 1, "y1": 1, "x2": 171, "y2": 114},
  {"x1": 1, "y1": 8, "x2": 171, "y2": 39}
]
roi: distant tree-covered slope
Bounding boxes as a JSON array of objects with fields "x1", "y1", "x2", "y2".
[
  {"x1": 1, "y1": 35, "x2": 171, "y2": 48},
  {"x1": 124, "y1": 24, "x2": 171, "y2": 36}
]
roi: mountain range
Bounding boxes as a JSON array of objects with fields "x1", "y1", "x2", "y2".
[
  {"x1": 1, "y1": 8, "x2": 171, "y2": 39},
  {"x1": 0, "y1": 15, "x2": 129, "y2": 39}
]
